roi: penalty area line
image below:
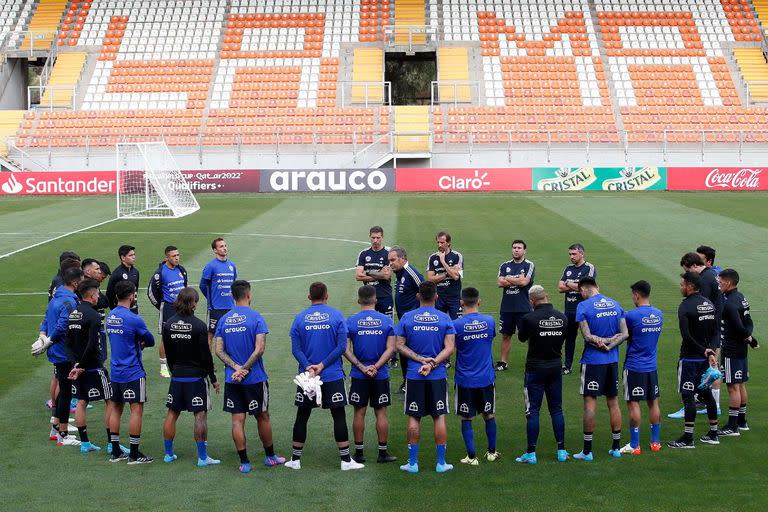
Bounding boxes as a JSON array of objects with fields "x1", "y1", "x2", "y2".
[
  {"x1": 0, "y1": 218, "x2": 118, "y2": 260},
  {"x1": 247, "y1": 267, "x2": 355, "y2": 283},
  {"x1": 0, "y1": 267, "x2": 357, "y2": 297}
]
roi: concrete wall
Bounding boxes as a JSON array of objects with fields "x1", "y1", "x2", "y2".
[
  {"x1": 0, "y1": 58, "x2": 28, "y2": 110},
  {"x1": 20, "y1": 143, "x2": 768, "y2": 172}
]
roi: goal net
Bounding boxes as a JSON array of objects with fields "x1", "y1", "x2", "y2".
[{"x1": 116, "y1": 142, "x2": 200, "y2": 219}]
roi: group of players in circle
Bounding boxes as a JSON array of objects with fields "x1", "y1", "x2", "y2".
[{"x1": 35, "y1": 229, "x2": 757, "y2": 473}]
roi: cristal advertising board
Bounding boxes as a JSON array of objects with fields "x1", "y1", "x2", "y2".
[
  {"x1": 395, "y1": 168, "x2": 531, "y2": 192},
  {"x1": 667, "y1": 167, "x2": 767, "y2": 191},
  {"x1": 0, "y1": 170, "x2": 260, "y2": 195},
  {"x1": 532, "y1": 167, "x2": 667, "y2": 191}
]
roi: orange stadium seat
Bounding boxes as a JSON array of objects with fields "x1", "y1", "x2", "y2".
[{"x1": 12, "y1": 0, "x2": 768, "y2": 150}]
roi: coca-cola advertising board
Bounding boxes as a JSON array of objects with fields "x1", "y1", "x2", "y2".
[{"x1": 667, "y1": 167, "x2": 767, "y2": 191}]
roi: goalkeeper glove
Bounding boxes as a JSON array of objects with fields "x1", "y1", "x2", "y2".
[
  {"x1": 31, "y1": 335, "x2": 52, "y2": 356},
  {"x1": 698, "y1": 366, "x2": 722, "y2": 389}
]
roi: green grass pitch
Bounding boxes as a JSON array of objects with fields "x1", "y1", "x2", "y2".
[{"x1": 0, "y1": 192, "x2": 765, "y2": 511}]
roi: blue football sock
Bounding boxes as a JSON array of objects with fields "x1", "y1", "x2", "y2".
[
  {"x1": 164, "y1": 439, "x2": 174, "y2": 457},
  {"x1": 461, "y1": 420, "x2": 475, "y2": 457},
  {"x1": 436, "y1": 444, "x2": 447, "y2": 465},
  {"x1": 408, "y1": 444, "x2": 419, "y2": 466},
  {"x1": 196, "y1": 441, "x2": 207, "y2": 460},
  {"x1": 630, "y1": 426, "x2": 640, "y2": 449},
  {"x1": 650, "y1": 423, "x2": 661, "y2": 444},
  {"x1": 484, "y1": 417, "x2": 497, "y2": 452}
]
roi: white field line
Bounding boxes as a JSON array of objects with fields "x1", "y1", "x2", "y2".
[{"x1": 0, "y1": 218, "x2": 118, "y2": 260}]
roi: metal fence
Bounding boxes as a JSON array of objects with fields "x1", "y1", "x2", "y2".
[{"x1": 7, "y1": 128, "x2": 768, "y2": 169}]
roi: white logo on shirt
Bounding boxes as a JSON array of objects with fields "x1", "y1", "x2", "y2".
[{"x1": 365, "y1": 256, "x2": 371, "y2": 262}]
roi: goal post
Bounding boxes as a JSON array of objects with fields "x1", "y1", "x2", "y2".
[{"x1": 115, "y1": 142, "x2": 200, "y2": 219}]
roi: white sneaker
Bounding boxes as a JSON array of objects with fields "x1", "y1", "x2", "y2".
[
  {"x1": 284, "y1": 459, "x2": 301, "y2": 470},
  {"x1": 67, "y1": 423, "x2": 78, "y2": 433},
  {"x1": 341, "y1": 459, "x2": 365, "y2": 471},
  {"x1": 619, "y1": 443, "x2": 638, "y2": 454},
  {"x1": 57, "y1": 435, "x2": 81, "y2": 446}
]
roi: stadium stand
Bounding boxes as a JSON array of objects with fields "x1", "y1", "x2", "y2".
[
  {"x1": 21, "y1": 0, "x2": 68, "y2": 51},
  {"x1": 734, "y1": 47, "x2": 768, "y2": 102},
  {"x1": 0, "y1": 111, "x2": 26, "y2": 156},
  {"x1": 39, "y1": 52, "x2": 86, "y2": 108},
  {"x1": 1, "y1": 0, "x2": 767, "y2": 164}
]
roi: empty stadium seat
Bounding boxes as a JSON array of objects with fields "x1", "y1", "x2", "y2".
[{"x1": 11, "y1": 0, "x2": 768, "y2": 152}]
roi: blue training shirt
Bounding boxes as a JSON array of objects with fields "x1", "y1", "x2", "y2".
[
  {"x1": 498, "y1": 259, "x2": 535, "y2": 313},
  {"x1": 290, "y1": 304, "x2": 347, "y2": 382},
  {"x1": 214, "y1": 306, "x2": 268, "y2": 385},
  {"x1": 395, "y1": 306, "x2": 456, "y2": 381},
  {"x1": 356, "y1": 247, "x2": 393, "y2": 304},
  {"x1": 107, "y1": 306, "x2": 155, "y2": 382},
  {"x1": 200, "y1": 258, "x2": 237, "y2": 310},
  {"x1": 41, "y1": 287, "x2": 79, "y2": 364},
  {"x1": 624, "y1": 305, "x2": 663, "y2": 373},
  {"x1": 453, "y1": 312, "x2": 496, "y2": 388},
  {"x1": 160, "y1": 264, "x2": 186, "y2": 304},
  {"x1": 346, "y1": 310, "x2": 394, "y2": 381},
  {"x1": 427, "y1": 250, "x2": 463, "y2": 301},
  {"x1": 394, "y1": 262, "x2": 424, "y2": 317},
  {"x1": 576, "y1": 294, "x2": 624, "y2": 365}
]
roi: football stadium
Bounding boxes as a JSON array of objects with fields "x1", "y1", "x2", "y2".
[{"x1": 0, "y1": 0, "x2": 765, "y2": 511}]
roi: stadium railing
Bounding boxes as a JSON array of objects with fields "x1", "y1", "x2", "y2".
[
  {"x1": 430, "y1": 81, "x2": 481, "y2": 108},
  {"x1": 339, "y1": 81, "x2": 392, "y2": 107},
  {"x1": 10, "y1": 30, "x2": 57, "y2": 57},
  {"x1": 27, "y1": 85, "x2": 77, "y2": 111},
  {"x1": 8, "y1": 127, "x2": 768, "y2": 170},
  {"x1": 383, "y1": 25, "x2": 436, "y2": 53}
]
